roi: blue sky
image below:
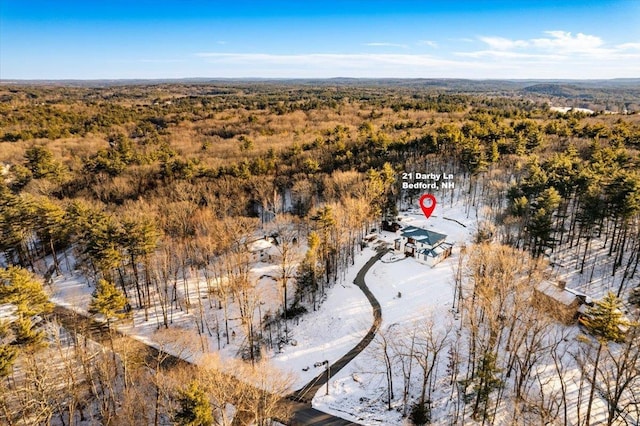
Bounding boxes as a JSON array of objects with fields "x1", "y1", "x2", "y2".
[{"x1": 1, "y1": 0, "x2": 639, "y2": 79}]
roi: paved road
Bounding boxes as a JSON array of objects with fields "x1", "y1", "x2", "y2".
[
  {"x1": 50, "y1": 305, "x2": 360, "y2": 425},
  {"x1": 290, "y1": 248, "x2": 387, "y2": 404},
  {"x1": 288, "y1": 401, "x2": 360, "y2": 425}
]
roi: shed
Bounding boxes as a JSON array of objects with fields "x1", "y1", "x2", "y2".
[{"x1": 533, "y1": 280, "x2": 582, "y2": 324}]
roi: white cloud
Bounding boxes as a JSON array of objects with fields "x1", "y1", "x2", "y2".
[
  {"x1": 476, "y1": 31, "x2": 611, "y2": 56},
  {"x1": 193, "y1": 30, "x2": 640, "y2": 79},
  {"x1": 364, "y1": 42, "x2": 408, "y2": 49},
  {"x1": 197, "y1": 52, "x2": 450, "y2": 67},
  {"x1": 417, "y1": 40, "x2": 438, "y2": 48},
  {"x1": 617, "y1": 42, "x2": 640, "y2": 50},
  {"x1": 455, "y1": 50, "x2": 563, "y2": 60},
  {"x1": 478, "y1": 36, "x2": 528, "y2": 51},
  {"x1": 456, "y1": 33, "x2": 640, "y2": 78},
  {"x1": 530, "y1": 31, "x2": 605, "y2": 54},
  {"x1": 461, "y1": 30, "x2": 640, "y2": 71},
  {"x1": 138, "y1": 59, "x2": 185, "y2": 63},
  {"x1": 194, "y1": 52, "x2": 493, "y2": 77}
]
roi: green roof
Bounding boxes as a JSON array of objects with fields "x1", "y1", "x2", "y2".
[{"x1": 400, "y1": 225, "x2": 447, "y2": 246}]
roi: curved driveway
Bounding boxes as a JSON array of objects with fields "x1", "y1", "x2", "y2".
[
  {"x1": 290, "y1": 248, "x2": 388, "y2": 404},
  {"x1": 50, "y1": 247, "x2": 389, "y2": 425}
]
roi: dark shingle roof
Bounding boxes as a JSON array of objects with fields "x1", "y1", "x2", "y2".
[{"x1": 400, "y1": 225, "x2": 447, "y2": 246}]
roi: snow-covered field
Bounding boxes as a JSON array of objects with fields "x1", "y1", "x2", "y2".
[
  {"x1": 269, "y1": 252, "x2": 372, "y2": 389},
  {"x1": 311, "y1": 253, "x2": 458, "y2": 425}
]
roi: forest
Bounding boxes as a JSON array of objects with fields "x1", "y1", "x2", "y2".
[{"x1": 1, "y1": 80, "x2": 640, "y2": 425}]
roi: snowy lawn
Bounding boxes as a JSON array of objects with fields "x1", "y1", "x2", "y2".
[
  {"x1": 268, "y1": 248, "x2": 374, "y2": 389},
  {"x1": 303, "y1": 203, "x2": 477, "y2": 424}
]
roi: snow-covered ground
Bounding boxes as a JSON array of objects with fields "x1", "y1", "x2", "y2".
[
  {"x1": 47, "y1": 185, "x2": 638, "y2": 425},
  {"x1": 48, "y1": 194, "x2": 479, "y2": 423},
  {"x1": 270, "y1": 199, "x2": 477, "y2": 389},
  {"x1": 549, "y1": 106, "x2": 595, "y2": 115},
  {"x1": 51, "y1": 259, "x2": 288, "y2": 364},
  {"x1": 304, "y1": 203, "x2": 476, "y2": 424},
  {"x1": 311, "y1": 253, "x2": 457, "y2": 424},
  {"x1": 269, "y1": 251, "x2": 373, "y2": 389}
]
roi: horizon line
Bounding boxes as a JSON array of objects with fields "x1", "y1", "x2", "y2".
[{"x1": 2, "y1": 76, "x2": 639, "y2": 83}]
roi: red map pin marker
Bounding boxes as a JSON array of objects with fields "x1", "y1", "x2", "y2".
[{"x1": 419, "y1": 194, "x2": 436, "y2": 219}]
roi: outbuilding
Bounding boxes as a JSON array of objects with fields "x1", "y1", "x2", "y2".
[{"x1": 534, "y1": 280, "x2": 590, "y2": 324}]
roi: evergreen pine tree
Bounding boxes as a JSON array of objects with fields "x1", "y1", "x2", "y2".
[
  {"x1": 0, "y1": 266, "x2": 52, "y2": 317},
  {"x1": 89, "y1": 279, "x2": 129, "y2": 377},
  {"x1": 0, "y1": 266, "x2": 52, "y2": 375},
  {"x1": 24, "y1": 145, "x2": 64, "y2": 180},
  {"x1": 580, "y1": 292, "x2": 632, "y2": 425},
  {"x1": 174, "y1": 380, "x2": 213, "y2": 426},
  {"x1": 471, "y1": 351, "x2": 503, "y2": 421},
  {"x1": 0, "y1": 344, "x2": 17, "y2": 378},
  {"x1": 89, "y1": 279, "x2": 128, "y2": 324},
  {"x1": 529, "y1": 187, "x2": 561, "y2": 256},
  {"x1": 409, "y1": 400, "x2": 431, "y2": 425},
  {"x1": 0, "y1": 320, "x2": 17, "y2": 378},
  {"x1": 11, "y1": 316, "x2": 44, "y2": 346},
  {"x1": 581, "y1": 292, "x2": 631, "y2": 344}
]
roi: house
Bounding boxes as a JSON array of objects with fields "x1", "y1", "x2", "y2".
[
  {"x1": 394, "y1": 225, "x2": 453, "y2": 267},
  {"x1": 533, "y1": 280, "x2": 591, "y2": 324},
  {"x1": 248, "y1": 236, "x2": 276, "y2": 263}
]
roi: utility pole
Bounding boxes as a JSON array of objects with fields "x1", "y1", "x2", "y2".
[
  {"x1": 324, "y1": 360, "x2": 330, "y2": 395},
  {"x1": 283, "y1": 279, "x2": 288, "y2": 342}
]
